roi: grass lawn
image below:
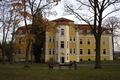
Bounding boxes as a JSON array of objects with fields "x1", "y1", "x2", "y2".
[{"x1": 0, "y1": 64, "x2": 120, "y2": 80}]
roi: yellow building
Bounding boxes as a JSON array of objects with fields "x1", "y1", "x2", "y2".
[
  {"x1": 45, "y1": 18, "x2": 113, "y2": 63},
  {"x1": 13, "y1": 25, "x2": 33, "y2": 62}
]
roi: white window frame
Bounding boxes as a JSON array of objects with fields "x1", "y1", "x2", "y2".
[
  {"x1": 70, "y1": 37, "x2": 72, "y2": 42},
  {"x1": 80, "y1": 30, "x2": 82, "y2": 34},
  {"x1": 87, "y1": 39, "x2": 91, "y2": 45},
  {"x1": 49, "y1": 36, "x2": 51, "y2": 42},
  {"x1": 19, "y1": 30, "x2": 22, "y2": 34},
  {"x1": 88, "y1": 49, "x2": 91, "y2": 55},
  {"x1": 53, "y1": 36, "x2": 55, "y2": 42},
  {"x1": 18, "y1": 49, "x2": 21, "y2": 55},
  {"x1": 49, "y1": 48, "x2": 51, "y2": 55},
  {"x1": 80, "y1": 39, "x2": 83, "y2": 45},
  {"x1": 61, "y1": 41, "x2": 64, "y2": 49},
  {"x1": 18, "y1": 38, "x2": 21, "y2": 44},
  {"x1": 70, "y1": 48, "x2": 72, "y2": 55},
  {"x1": 103, "y1": 49, "x2": 106, "y2": 55},
  {"x1": 61, "y1": 29, "x2": 64, "y2": 36},
  {"x1": 73, "y1": 48, "x2": 75, "y2": 55},
  {"x1": 87, "y1": 30, "x2": 90, "y2": 34},
  {"x1": 103, "y1": 39, "x2": 106, "y2": 45},
  {"x1": 73, "y1": 37, "x2": 75, "y2": 42},
  {"x1": 80, "y1": 49, "x2": 83, "y2": 55},
  {"x1": 53, "y1": 48, "x2": 54, "y2": 55}
]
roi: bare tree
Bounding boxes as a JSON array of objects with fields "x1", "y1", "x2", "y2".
[
  {"x1": 0, "y1": 0, "x2": 12, "y2": 64},
  {"x1": 103, "y1": 16, "x2": 120, "y2": 60},
  {"x1": 10, "y1": 0, "x2": 61, "y2": 67},
  {"x1": 64, "y1": 0, "x2": 120, "y2": 68}
]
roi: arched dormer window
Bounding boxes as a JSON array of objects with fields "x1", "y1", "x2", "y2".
[{"x1": 61, "y1": 29, "x2": 64, "y2": 36}]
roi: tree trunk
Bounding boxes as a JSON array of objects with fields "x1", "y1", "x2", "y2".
[
  {"x1": 94, "y1": 37, "x2": 101, "y2": 69},
  {"x1": 2, "y1": 50, "x2": 5, "y2": 64}
]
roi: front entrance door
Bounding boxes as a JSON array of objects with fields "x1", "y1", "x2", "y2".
[{"x1": 60, "y1": 57, "x2": 64, "y2": 64}]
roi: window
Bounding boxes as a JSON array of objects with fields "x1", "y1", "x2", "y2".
[
  {"x1": 103, "y1": 49, "x2": 106, "y2": 55},
  {"x1": 74, "y1": 48, "x2": 75, "y2": 54},
  {"x1": 96, "y1": 30, "x2": 98, "y2": 33},
  {"x1": 53, "y1": 48, "x2": 54, "y2": 55},
  {"x1": 18, "y1": 39, "x2": 21, "y2": 44},
  {"x1": 73, "y1": 37, "x2": 75, "y2": 42},
  {"x1": 80, "y1": 39, "x2": 83, "y2": 44},
  {"x1": 53, "y1": 36, "x2": 55, "y2": 42},
  {"x1": 87, "y1": 39, "x2": 90, "y2": 45},
  {"x1": 70, "y1": 37, "x2": 72, "y2": 42},
  {"x1": 61, "y1": 41, "x2": 64, "y2": 48},
  {"x1": 18, "y1": 49, "x2": 21, "y2": 55},
  {"x1": 70, "y1": 48, "x2": 72, "y2": 55},
  {"x1": 26, "y1": 38, "x2": 29, "y2": 44},
  {"x1": 103, "y1": 39, "x2": 106, "y2": 45},
  {"x1": 67, "y1": 41, "x2": 68, "y2": 49},
  {"x1": 56, "y1": 41, "x2": 58, "y2": 48},
  {"x1": 88, "y1": 49, "x2": 91, "y2": 55},
  {"x1": 49, "y1": 49, "x2": 51, "y2": 55},
  {"x1": 49, "y1": 37, "x2": 51, "y2": 42},
  {"x1": 80, "y1": 49, "x2": 83, "y2": 55},
  {"x1": 61, "y1": 29, "x2": 64, "y2": 36},
  {"x1": 103, "y1": 31, "x2": 105, "y2": 34},
  {"x1": 80, "y1": 30, "x2": 82, "y2": 34},
  {"x1": 67, "y1": 57, "x2": 68, "y2": 60},
  {"x1": 87, "y1": 30, "x2": 90, "y2": 34},
  {"x1": 19, "y1": 30, "x2": 22, "y2": 34}
]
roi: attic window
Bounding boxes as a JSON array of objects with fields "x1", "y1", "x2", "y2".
[{"x1": 19, "y1": 30, "x2": 22, "y2": 34}]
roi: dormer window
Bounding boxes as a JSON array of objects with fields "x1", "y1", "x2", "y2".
[
  {"x1": 19, "y1": 30, "x2": 22, "y2": 34},
  {"x1": 61, "y1": 29, "x2": 64, "y2": 36},
  {"x1": 87, "y1": 30, "x2": 90, "y2": 34},
  {"x1": 80, "y1": 30, "x2": 82, "y2": 34}
]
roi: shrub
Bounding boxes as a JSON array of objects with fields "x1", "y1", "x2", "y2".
[{"x1": 48, "y1": 58, "x2": 56, "y2": 66}]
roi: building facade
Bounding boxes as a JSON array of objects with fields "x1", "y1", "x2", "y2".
[{"x1": 45, "y1": 18, "x2": 113, "y2": 63}]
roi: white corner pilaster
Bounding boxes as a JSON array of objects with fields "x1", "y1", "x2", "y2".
[{"x1": 76, "y1": 31, "x2": 79, "y2": 62}]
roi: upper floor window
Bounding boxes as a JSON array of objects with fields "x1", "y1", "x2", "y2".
[
  {"x1": 80, "y1": 30, "x2": 82, "y2": 34},
  {"x1": 87, "y1": 30, "x2": 90, "y2": 34},
  {"x1": 80, "y1": 49, "x2": 83, "y2": 55},
  {"x1": 49, "y1": 37, "x2": 51, "y2": 42},
  {"x1": 73, "y1": 48, "x2": 75, "y2": 54},
  {"x1": 88, "y1": 49, "x2": 91, "y2": 55},
  {"x1": 19, "y1": 30, "x2": 22, "y2": 34},
  {"x1": 18, "y1": 49, "x2": 21, "y2": 55},
  {"x1": 80, "y1": 39, "x2": 83, "y2": 44},
  {"x1": 49, "y1": 49, "x2": 51, "y2": 55},
  {"x1": 61, "y1": 41, "x2": 64, "y2": 49},
  {"x1": 70, "y1": 48, "x2": 72, "y2": 55},
  {"x1": 18, "y1": 38, "x2": 21, "y2": 44},
  {"x1": 53, "y1": 36, "x2": 55, "y2": 42},
  {"x1": 87, "y1": 39, "x2": 90, "y2": 45},
  {"x1": 103, "y1": 39, "x2": 106, "y2": 45},
  {"x1": 53, "y1": 48, "x2": 54, "y2": 55},
  {"x1": 103, "y1": 49, "x2": 106, "y2": 55},
  {"x1": 70, "y1": 37, "x2": 72, "y2": 42},
  {"x1": 61, "y1": 29, "x2": 64, "y2": 36},
  {"x1": 73, "y1": 37, "x2": 75, "y2": 42}
]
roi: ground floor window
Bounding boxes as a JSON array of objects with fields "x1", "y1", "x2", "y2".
[
  {"x1": 88, "y1": 49, "x2": 91, "y2": 55},
  {"x1": 80, "y1": 49, "x2": 83, "y2": 55},
  {"x1": 49, "y1": 49, "x2": 51, "y2": 55},
  {"x1": 103, "y1": 49, "x2": 106, "y2": 55},
  {"x1": 18, "y1": 49, "x2": 21, "y2": 55}
]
